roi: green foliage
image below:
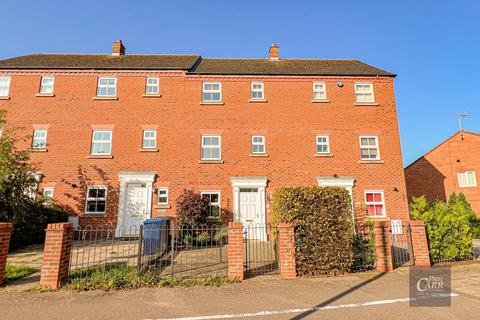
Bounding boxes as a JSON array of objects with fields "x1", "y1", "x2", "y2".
[
  {"x1": 271, "y1": 186, "x2": 354, "y2": 276},
  {"x1": 183, "y1": 234, "x2": 193, "y2": 246},
  {"x1": 65, "y1": 263, "x2": 236, "y2": 291},
  {"x1": 213, "y1": 227, "x2": 228, "y2": 244},
  {"x1": 175, "y1": 189, "x2": 209, "y2": 226},
  {"x1": 0, "y1": 110, "x2": 68, "y2": 249},
  {"x1": 195, "y1": 231, "x2": 210, "y2": 244},
  {"x1": 3, "y1": 264, "x2": 38, "y2": 284},
  {"x1": 350, "y1": 221, "x2": 376, "y2": 271},
  {"x1": 411, "y1": 193, "x2": 480, "y2": 261}
]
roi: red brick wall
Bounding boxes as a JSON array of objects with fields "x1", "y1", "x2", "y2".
[
  {"x1": 227, "y1": 222, "x2": 244, "y2": 280},
  {"x1": 40, "y1": 223, "x2": 73, "y2": 289},
  {"x1": 0, "y1": 70, "x2": 410, "y2": 226},
  {"x1": 278, "y1": 223, "x2": 296, "y2": 278},
  {"x1": 410, "y1": 220, "x2": 431, "y2": 267},
  {"x1": 405, "y1": 131, "x2": 480, "y2": 214},
  {"x1": 0, "y1": 223, "x2": 13, "y2": 285},
  {"x1": 373, "y1": 220, "x2": 393, "y2": 272}
]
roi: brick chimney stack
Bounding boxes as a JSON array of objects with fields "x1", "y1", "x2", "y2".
[
  {"x1": 269, "y1": 44, "x2": 279, "y2": 61},
  {"x1": 112, "y1": 40, "x2": 125, "y2": 56}
]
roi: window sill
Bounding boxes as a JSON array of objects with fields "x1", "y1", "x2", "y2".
[
  {"x1": 93, "y1": 96, "x2": 118, "y2": 100},
  {"x1": 250, "y1": 153, "x2": 269, "y2": 157},
  {"x1": 354, "y1": 102, "x2": 379, "y2": 106},
  {"x1": 83, "y1": 213, "x2": 107, "y2": 217},
  {"x1": 142, "y1": 94, "x2": 161, "y2": 98},
  {"x1": 139, "y1": 148, "x2": 159, "y2": 152},
  {"x1": 198, "y1": 160, "x2": 224, "y2": 164},
  {"x1": 87, "y1": 155, "x2": 113, "y2": 159},
  {"x1": 314, "y1": 153, "x2": 334, "y2": 157},
  {"x1": 248, "y1": 99, "x2": 267, "y2": 103},
  {"x1": 0, "y1": 96, "x2": 10, "y2": 100},
  {"x1": 199, "y1": 101, "x2": 224, "y2": 105},
  {"x1": 366, "y1": 216, "x2": 388, "y2": 221},
  {"x1": 35, "y1": 93, "x2": 55, "y2": 97},
  {"x1": 31, "y1": 148, "x2": 48, "y2": 152},
  {"x1": 358, "y1": 160, "x2": 384, "y2": 164},
  {"x1": 207, "y1": 217, "x2": 221, "y2": 222},
  {"x1": 312, "y1": 99, "x2": 330, "y2": 103},
  {"x1": 155, "y1": 205, "x2": 171, "y2": 209}
]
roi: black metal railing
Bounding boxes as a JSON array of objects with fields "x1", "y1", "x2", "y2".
[{"x1": 243, "y1": 223, "x2": 279, "y2": 277}]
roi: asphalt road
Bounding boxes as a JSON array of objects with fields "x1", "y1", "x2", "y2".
[{"x1": 1, "y1": 264, "x2": 479, "y2": 320}]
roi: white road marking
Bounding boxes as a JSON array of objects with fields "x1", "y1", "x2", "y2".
[{"x1": 144, "y1": 293, "x2": 458, "y2": 320}]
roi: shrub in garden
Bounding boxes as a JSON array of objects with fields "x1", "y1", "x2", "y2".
[
  {"x1": 175, "y1": 189, "x2": 209, "y2": 226},
  {"x1": 410, "y1": 193, "x2": 480, "y2": 261},
  {"x1": 195, "y1": 231, "x2": 211, "y2": 245},
  {"x1": 271, "y1": 186, "x2": 354, "y2": 276},
  {"x1": 350, "y1": 220, "x2": 376, "y2": 271},
  {"x1": 213, "y1": 227, "x2": 228, "y2": 244}
]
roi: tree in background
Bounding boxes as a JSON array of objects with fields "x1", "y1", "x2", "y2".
[
  {"x1": 0, "y1": 110, "x2": 67, "y2": 249},
  {"x1": 410, "y1": 193, "x2": 480, "y2": 261}
]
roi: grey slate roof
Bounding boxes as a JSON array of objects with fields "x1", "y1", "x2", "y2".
[
  {"x1": 193, "y1": 59, "x2": 395, "y2": 76},
  {"x1": 0, "y1": 54, "x2": 395, "y2": 76},
  {"x1": 0, "y1": 54, "x2": 201, "y2": 70}
]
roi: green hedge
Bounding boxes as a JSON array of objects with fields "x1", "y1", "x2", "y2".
[
  {"x1": 271, "y1": 186, "x2": 354, "y2": 275},
  {"x1": 1, "y1": 203, "x2": 68, "y2": 250}
]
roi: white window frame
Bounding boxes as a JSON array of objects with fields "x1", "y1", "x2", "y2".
[
  {"x1": 354, "y1": 83, "x2": 375, "y2": 103},
  {"x1": 316, "y1": 135, "x2": 330, "y2": 154},
  {"x1": 96, "y1": 77, "x2": 117, "y2": 97},
  {"x1": 251, "y1": 135, "x2": 266, "y2": 154},
  {"x1": 201, "y1": 191, "x2": 221, "y2": 219},
  {"x1": 142, "y1": 130, "x2": 157, "y2": 149},
  {"x1": 457, "y1": 171, "x2": 477, "y2": 187},
  {"x1": 0, "y1": 128, "x2": 3, "y2": 139},
  {"x1": 32, "y1": 129, "x2": 48, "y2": 149},
  {"x1": 91, "y1": 130, "x2": 112, "y2": 156},
  {"x1": 202, "y1": 82, "x2": 222, "y2": 102},
  {"x1": 364, "y1": 190, "x2": 386, "y2": 217},
  {"x1": 157, "y1": 187, "x2": 169, "y2": 205},
  {"x1": 391, "y1": 220, "x2": 403, "y2": 235},
  {"x1": 85, "y1": 186, "x2": 108, "y2": 214},
  {"x1": 39, "y1": 76, "x2": 55, "y2": 94},
  {"x1": 145, "y1": 77, "x2": 159, "y2": 95},
  {"x1": 250, "y1": 82, "x2": 264, "y2": 100},
  {"x1": 42, "y1": 187, "x2": 54, "y2": 204},
  {"x1": 0, "y1": 76, "x2": 11, "y2": 97},
  {"x1": 313, "y1": 82, "x2": 327, "y2": 100},
  {"x1": 201, "y1": 135, "x2": 222, "y2": 160},
  {"x1": 359, "y1": 135, "x2": 380, "y2": 160}
]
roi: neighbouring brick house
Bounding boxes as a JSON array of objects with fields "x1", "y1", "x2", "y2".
[
  {"x1": 0, "y1": 40, "x2": 410, "y2": 234},
  {"x1": 405, "y1": 130, "x2": 480, "y2": 214}
]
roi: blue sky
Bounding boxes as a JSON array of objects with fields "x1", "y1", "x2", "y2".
[{"x1": 2, "y1": 0, "x2": 479, "y2": 165}]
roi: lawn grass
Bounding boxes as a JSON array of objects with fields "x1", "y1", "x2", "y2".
[
  {"x1": 3, "y1": 264, "x2": 38, "y2": 284},
  {"x1": 65, "y1": 263, "x2": 237, "y2": 291}
]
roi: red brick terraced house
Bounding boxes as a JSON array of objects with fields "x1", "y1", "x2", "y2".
[
  {"x1": 0, "y1": 40, "x2": 410, "y2": 234},
  {"x1": 405, "y1": 130, "x2": 480, "y2": 214}
]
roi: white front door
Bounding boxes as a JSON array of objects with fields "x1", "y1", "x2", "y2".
[
  {"x1": 124, "y1": 183, "x2": 147, "y2": 233},
  {"x1": 240, "y1": 189, "x2": 261, "y2": 226}
]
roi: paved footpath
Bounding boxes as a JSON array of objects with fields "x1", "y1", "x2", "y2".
[{"x1": 0, "y1": 264, "x2": 479, "y2": 320}]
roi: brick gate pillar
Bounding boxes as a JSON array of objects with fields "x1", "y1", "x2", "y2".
[
  {"x1": 373, "y1": 220, "x2": 393, "y2": 272},
  {"x1": 409, "y1": 220, "x2": 431, "y2": 267},
  {"x1": 0, "y1": 223, "x2": 13, "y2": 285},
  {"x1": 40, "y1": 223, "x2": 73, "y2": 289},
  {"x1": 278, "y1": 223, "x2": 296, "y2": 279},
  {"x1": 227, "y1": 222, "x2": 244, "y2": 281}
]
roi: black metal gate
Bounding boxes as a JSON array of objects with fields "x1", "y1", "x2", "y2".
[
  {"x1": 391, "y1": 221, "x2": 414, "y2": 268},
  {"x1": 243, "y1": 224, "x2": 279, "y2": 277}
]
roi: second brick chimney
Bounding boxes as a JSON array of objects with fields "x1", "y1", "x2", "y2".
[
  {"x1": 269, "y1": 44, "x2": 279, "y2": 61},
  {"x1": 112, "y1": 40, "x2": 125, "y2": 56}
]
